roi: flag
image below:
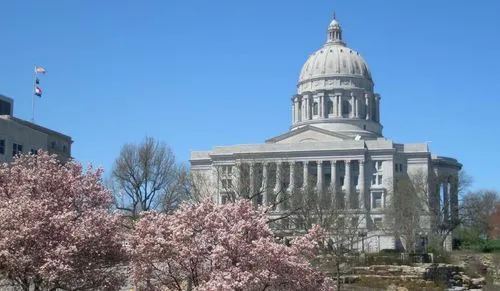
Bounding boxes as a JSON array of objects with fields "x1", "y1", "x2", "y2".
[
  {"x1": 35, "y1": 66, "x2": 46, "y2": 74},
  {"x1": 34, "y1": 85, "x2": 42, "y2": 97}
]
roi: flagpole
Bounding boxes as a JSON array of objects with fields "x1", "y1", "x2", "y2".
[{"x1": 32, "y1": 65, "x2": 36, "y2": 123}]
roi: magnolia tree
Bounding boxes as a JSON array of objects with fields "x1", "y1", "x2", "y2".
[
  {"x1": 129, "y1": 199, "x2": 332, "y2": 291},
  {"x1": 0, "y1": 152, "x2": 126, "y2": 291}
]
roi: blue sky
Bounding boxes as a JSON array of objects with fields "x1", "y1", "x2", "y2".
[{"x1": 1, "y1": 0, "x2": 499, "y2": 191}]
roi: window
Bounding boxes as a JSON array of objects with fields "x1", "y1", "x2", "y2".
[
  {"x1": 12, "y1": 143, "x2": 22, "y2": 156},
  {"x1": 340, "y1": 176, "x2": 345, "y2": 186},
  {"x1": 313, "y1": 102, "x2": 318, "y2": 115},
  {"x1": 372, "y1": 174, "x2": 382, "y2": 185},
  {"x1": 373, "y1": 217, "x2": 383, "y2": 228},
  {"x1": 353, "y1": 175, "x2": 358, "y2": 186},
  {"x1": 342, "y1": 100, "x2": 350, "y2": 116},
  {"x1": 51, "y1": 141, "x2": 56, "y2": 149},
  {"x1": 399, "y1": 164, "x2": 403, "y2": 172},
  {"x1": 0, "y1": 139, "x2": 4, "y2": 155},
  {"x1": 221, "y1": 178, "x2": 232, "y2": 189},
  {"x1": 63, "y1": 144, "x2": 67, "y2": 153},
  {"x1": 221, "y1": 165, "x2": 233, "y2": 176},
  {"x1": 327, "y1": 101, "x2": 333, "y2": 114},
  {"x1": 372, "y1": 191, "x2": 383, "y2": 209},
  {"x1": 30, "y1": 149, "x2": 37, "y2": 155}
]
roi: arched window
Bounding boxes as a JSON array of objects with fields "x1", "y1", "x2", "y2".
[
  {"x1": 327, "y1": 100, "x2": 333, "y2": 114},
  {"x1": 313, "y1": 102, "x2": 319, "y2": 115}
]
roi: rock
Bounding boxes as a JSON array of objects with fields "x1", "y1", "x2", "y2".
[
  {"x1": 385, "y1": 284, "x2": 408, "y2": 291},
  {"x1": 470, "y1": 276, "x2": 485, "y2": 288}
]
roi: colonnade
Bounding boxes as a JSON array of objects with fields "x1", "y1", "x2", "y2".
[
  {"x1": 229, "y1": 159, "x2": 368, "y2": 212},
  {"x1": 292, "y1": 92, "x2": 380, "y2": 123}
]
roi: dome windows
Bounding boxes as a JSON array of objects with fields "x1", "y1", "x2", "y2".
[
  {"x1": 342, "y1": 99, "x2": 351, "y2": 117},
  {"x1": 327, "y1": 100, "x2": 334, "y2": 115},
  {"x1": 313, "y1": 102, "x2": 319, "y2": 116}
]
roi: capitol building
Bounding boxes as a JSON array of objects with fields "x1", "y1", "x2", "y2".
[{"x1": 191, "y1": 16, "x2": 461, "y2": 251}]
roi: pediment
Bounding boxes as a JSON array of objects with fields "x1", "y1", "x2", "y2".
[{"x1": 266, "y1": 125, "x2": 350, "y2": 144}]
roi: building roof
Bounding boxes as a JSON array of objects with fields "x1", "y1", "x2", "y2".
[{"x1": 0, "y1": 115, "x2": 73, "y2": 142}]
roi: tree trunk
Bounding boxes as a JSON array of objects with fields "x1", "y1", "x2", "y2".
[{"x1": 336, "y1": 261, "x2": 342, "y2": 291}]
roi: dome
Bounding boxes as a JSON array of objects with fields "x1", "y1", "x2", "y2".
[
  {"x1": 328, "y1": 19, "x2": 341, "y2": 28},
  {"x1": 299, "y1": 46, "x2": 372, "y2": 83},
  {"x1": 290, "y1": 16, "x2": 383, "y2": 139},
  {"x1": 297, "y1": 17, "x2": 373, "y2": 94}
]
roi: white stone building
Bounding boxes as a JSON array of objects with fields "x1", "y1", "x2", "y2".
[
  {"x1": 190, "y1": 17, "x2": 461, "y2": 251},
  {"x1": 0, "y1": 94, "x2": 72, "y2": 163}
]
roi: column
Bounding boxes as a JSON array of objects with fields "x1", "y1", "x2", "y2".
[
  {"x1": 288, "y1": 161, "x2": 295, "y2": 192},
  {"x1": 275, "y1": 162, "x2": 283, "y2": 211},
  {"x1": 293, "y1": 96, "x2": 299, "y2": 123},
  {"x1": 345, "y1": 160, "x2": 351, "y2": 209},
  {"x1": 443, "y1": 181, "x2": 449, "y2": 222},
  {"x1": 249, "y1": 162, "x2": 255, "y2": 198},
  {"x1": 302, "y1": 96, "x2": 307, "y2": 120},
  {"x1": 358, "y1": 160, "x2": 365, "y2": 210},
  {"x1": 375, "y1": 94, "x2": 380, "y2": 122},
  {"x1": 316, "y1": 161, "x2": 323, "y2": 193},
  {"x1": 328, "y1": 94, "x2": 334, "y2": 116},
  {"x1": 365, "y1": 93, "x2": 370, "y2": 120},
  {"x1": 304, "y1": 96, "x2": 310, "y2": 120},
  {"x1": 261, "y1": 162, "x2": 268, "y2": 206},
  {"x1": 216, "y1": 165, "x2": 222, "y2": 204},
  {"x1": 233, "y1": 163, "x2": 241, "y2": 195},
  {"x1": 330, "y1": 160, "x2": 337, "y2": 207},
  {"x1": 291, "y1": 103, "x2": 295, "y2": 124},
  {"x1": 355, "y1": 97, "x2": 359, "y2": 118},
  {"x1": 450, "y1": 176, "x2": 459, "y2": 224},
  {"x1": 319, "y1": 94, "x2": 324, "y2": 117},
  {"x1": 302, "y1": 161, "x2": 309, "y2": 190},
  {"x1": 350, "y1": 94, "x2": 355, "y2": 118},
  {"x1": 336, "y1": 95, "x2": 341, "y2": 117}
]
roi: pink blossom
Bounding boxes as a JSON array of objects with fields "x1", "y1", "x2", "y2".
[
  {"x1": 0, "y1": 151, "x2": 126, "y2": 290},
  {"x1": 129, "y1": 199, "x2": 332, "y2": 290}
]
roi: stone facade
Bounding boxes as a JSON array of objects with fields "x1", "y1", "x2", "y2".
[
  {"x1": 190, "y1": 16, "x2": 461, "y2": 252},
  {"x1": 0, "y1": 94, "x2": 72, "y2": 163}
]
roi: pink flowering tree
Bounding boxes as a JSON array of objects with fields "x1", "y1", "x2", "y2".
[
  {"x1": 129, "y1": 199, "x2": 332, "y2": 290},
  {"x1": 0, "y1": 152, "x2": 126, "y2": 291}
]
